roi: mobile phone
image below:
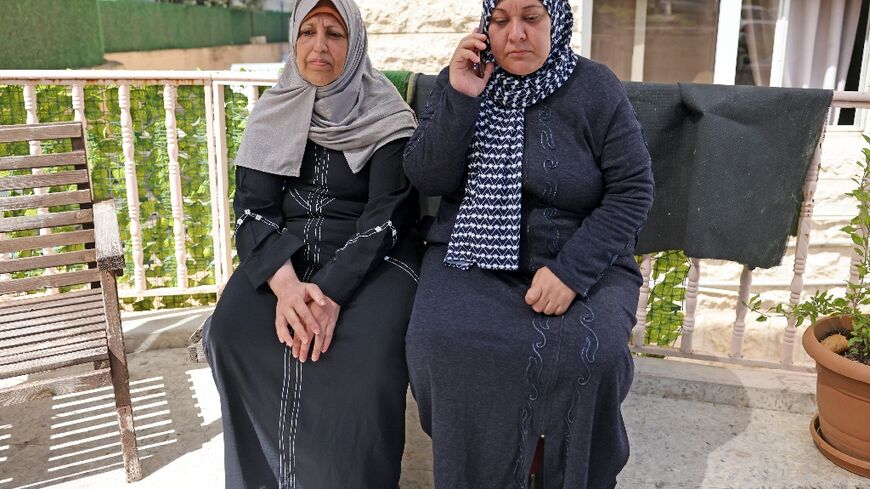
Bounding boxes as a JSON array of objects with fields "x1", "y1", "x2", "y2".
[{"x1": 472, "y1": 14, "x2": 487, "y2": 78}]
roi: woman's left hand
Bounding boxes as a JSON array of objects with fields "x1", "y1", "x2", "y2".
[
  {"x1": 525, "y1": 266, "x2": 577, "y2": 316},
  {"x1": 293, "y1": 296, "x2": 341, "y2": 363}
]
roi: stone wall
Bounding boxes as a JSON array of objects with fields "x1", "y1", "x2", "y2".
[
  {"x1": 360, "y1": 0, "x2": 586, "y2": 74},
  {"x1": 356, "y1": 0, "x2": 864, "y2": 365}
]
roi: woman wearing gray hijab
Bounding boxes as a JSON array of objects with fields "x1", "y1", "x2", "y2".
[{"x1": 204, "y1": 0, "x2": 420, "y2": 487}]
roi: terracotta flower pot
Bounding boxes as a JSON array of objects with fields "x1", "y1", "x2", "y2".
[{"x1": 802, "y1": 315, "x2": 870, "y2": 477}]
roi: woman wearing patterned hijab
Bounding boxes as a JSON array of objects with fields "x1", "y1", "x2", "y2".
[
  {"x1": 204, "y1": 0, "x2": 420, "y2": 487},
  {"x1": 404, "y1": 0, "x2": 654, "y2": 486}
]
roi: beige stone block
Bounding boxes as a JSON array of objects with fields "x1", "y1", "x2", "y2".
[
  {"x1": 358, "y1": 0, "x2": 480, "y2": 34},
  {"x1": 369, "y1": 33, "x2": 461, "y2": 73},
  {"x1": 818, "y1": 131, "x2": 866, "y2": 179}
]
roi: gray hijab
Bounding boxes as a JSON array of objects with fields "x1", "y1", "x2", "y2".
[{"x1": 234, "y1": 0, "x2": 416, "y2": 177}]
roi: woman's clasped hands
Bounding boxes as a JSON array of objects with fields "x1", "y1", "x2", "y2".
[{"x1": 267, "y1": 262, "x2": 341, "y2": 363}]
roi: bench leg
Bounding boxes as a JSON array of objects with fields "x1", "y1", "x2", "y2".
[
  {"x1": 100, "y1": 271, "x2": 143, "y2": 482},
  {"x1": 116, "y1": 403, "x2": 142, "y2": 482}
]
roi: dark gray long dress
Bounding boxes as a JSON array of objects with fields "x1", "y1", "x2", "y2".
[
  {"x1": 205, "y1": 138, "x2": 421, "y2": 489},
  {"x1": 403, "y1": 59, "x2": 654, "y2": 489}
]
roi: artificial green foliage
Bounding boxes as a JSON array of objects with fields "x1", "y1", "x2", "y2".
[
  {"x1": 644, "y1": 250, "x2": 690, "y2": 346},
  {"x1": 0, "y1": 0, "x2": 105, "y2": 69}
]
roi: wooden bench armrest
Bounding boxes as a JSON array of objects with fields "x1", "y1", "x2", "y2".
[{"x1": 93, "y1": 200, "x2": 125, "y2": 273}]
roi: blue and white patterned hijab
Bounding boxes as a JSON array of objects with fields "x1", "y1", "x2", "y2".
[{"x1": 445, "y1": 0, "x2": 578, "y2": 271}]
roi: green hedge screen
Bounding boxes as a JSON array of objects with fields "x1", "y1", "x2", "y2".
[
  {"x1": 101, "y1": 2, "x2": 290, "y2": 52},
  {"x1": 0, "y1": 0, "x2": 104, "y2": 69}
]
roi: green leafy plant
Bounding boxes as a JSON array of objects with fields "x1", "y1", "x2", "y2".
[
  {"x1": 748, "y1": 135, "x2": 870, "y2": 365},
  {"x1": 638, "y1": 250, "x2": 690, "y2": 347}
]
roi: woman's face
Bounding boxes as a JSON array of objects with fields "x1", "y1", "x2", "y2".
[
  {"x1": 488, "y1": 0, "x2": 552, "y2": 76},
  {"x1": 295, "y1": 13, "x2": 348, "y2": 87}
]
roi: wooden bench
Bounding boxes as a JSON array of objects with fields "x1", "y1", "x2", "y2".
[{"x1": 0, "y1": 122, "x2": 142, "y2": 482}]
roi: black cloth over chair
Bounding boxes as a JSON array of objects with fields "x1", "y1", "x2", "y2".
[{"x1": 627, "y1": 82, "x2": 832, "y2": 268}]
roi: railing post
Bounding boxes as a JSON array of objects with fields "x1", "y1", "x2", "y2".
[
  {"x1": 118, "y1": 83, "x2": 146, "y2": 293},
  {"x1": 730, "y1": 266, "x2": 754, "y2": 358},
  {"x1": 633, "y1": 254, "x2": 652, "y2": 346},
  {"x1": 680, "y1": 258, "x2": 700, "y2": 353},
  {"x1": 163, "y1": 84, "x2": 188, "y2": 289},
  {"x1": 24, "y1": 83, "x2": 58, "y2": 293},
  {"x1": 781, "y1": 124, "x2": 826, "y2": 365},
  {"x1": 212, "y1": 82, "x2": 233, "y2": 293},
  {"x1": 71, "y1": 83, "x2": 90, "y2": 187},
  {"x1": 245, "y1": 85, "x2": 259, "y2": 115},
  {"x1": 204, "y1": 83, "x2": 224, "y2": 292}
]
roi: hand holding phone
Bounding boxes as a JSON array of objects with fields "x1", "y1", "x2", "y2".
[
  {"x1": 449, "y1": 17, "x2": 492, "y2": 97},
  {"x1": 472, "y1": 15, "x2": 487, "y2": 78}
]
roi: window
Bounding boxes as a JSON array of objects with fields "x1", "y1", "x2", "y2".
[{"x1": 591, "y1": 0, "x2": 720, "y2": 83}]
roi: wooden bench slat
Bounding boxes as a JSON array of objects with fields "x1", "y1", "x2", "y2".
[
  {"x1": 0, "y1": 249, "x2": 97, "y2": 274},
  {"x1": 0, "y1": 368, "x2": 111, "y2": 408},
  {"x1": 0, "y1": 323, "x2": 105, "y2": 350},
  {"x1": 0, "y1": 297, "x2": 104, "y2": 325},
  {"x1": 0, "y1": 169, "x2": 90, "y2": 192},
  {"x1": 0, "y1": 229, "x2": 95, "y2": 254},
  {"x1": 0, "y1": 330, "x2": 106, "y2": 358},
  {"x1": 0, "y1": 268, "x2": 101, "y2": 295},
  {"x1": 0, "y1": 209, "x2": 94, "y2": 233},
  {"x1": 0, "y1": 315, "x2": 106, "y2": 341},
  {"x1": 0, "y1": 190, "x2": 92, "y2": 212},
  {"x1": 0, "y1": 346, "x2": 108, "y2": 379},
  {"x1": 0, "y1": 288, "x2": 101, "y2": 310},
  {"x1": 0, "y1": 337, "x2": 107, "y2": 366},
  {"x1": 0, "y1": 294, "x2": 103, "y2": 318},
  {"x1": 0, "y1": 304, "x2": 104, "y2": 331},
  {"x1": 0, "y1": 122, "x2": 82, "y2": 144},
  {"x1": 0, "y1": 151, "x2": 87, "y2": 171}
]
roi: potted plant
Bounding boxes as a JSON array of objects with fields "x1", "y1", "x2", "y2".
[{"x1": 748, "y1": 136, "x2": 870, "y2": 477}]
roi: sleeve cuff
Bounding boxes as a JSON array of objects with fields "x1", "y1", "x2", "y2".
[
  {"x1": 310, "y1": 263, "x2": 360, "y2": 306},
  {"x1": 444, "y1": 83, "x2": 483, "y2": 119},
  {"x1": 241, "y1": 232, "x2": 305, "y2": 290}
]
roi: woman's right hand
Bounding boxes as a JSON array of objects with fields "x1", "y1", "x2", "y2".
[
  {"x1": 267, "y1": 262, "x2": 326, "y2": 351},
  {"x1": 449, "y1": 31, "x2": 494, "y2": 98}
]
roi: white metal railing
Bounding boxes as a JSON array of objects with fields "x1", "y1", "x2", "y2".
[{"x1": 1, "y1": 70, "x2": 869, "y2": 371}]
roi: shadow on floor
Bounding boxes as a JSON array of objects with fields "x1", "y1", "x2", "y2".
[
  {"x1": 619, "y1": 364, "x2": 753, "y2": 488},
  {"x1": 0, "y1": 351, "x2": 222, "y2": 488}
]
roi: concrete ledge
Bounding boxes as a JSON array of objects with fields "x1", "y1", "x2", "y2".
[
  {"x1": 121, "y1": 306, "x2": 213, "y2": 354},
  {"x1": 632, "y1": 355, "x2": 817, "y2": 415}
]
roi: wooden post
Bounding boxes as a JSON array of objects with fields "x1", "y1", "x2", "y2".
[
  {"x1": 163, "y1": 84, "x2": 188, "y2": 289},
  {"x1": 118, "y1": 84, "x2": 146, "y2": 292},
  {"x1": 632, "y1": 254, "x2": 652, "y2": 346},
  {"x1": 781, "y1": 124, "x2": 826, "y2": 365},
  {"x1": 730, "y1": 265, "x2": 753, "y2": 358},
  {"x1": 680, "y1": 258, "x2": 701, "y2": 353}
]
